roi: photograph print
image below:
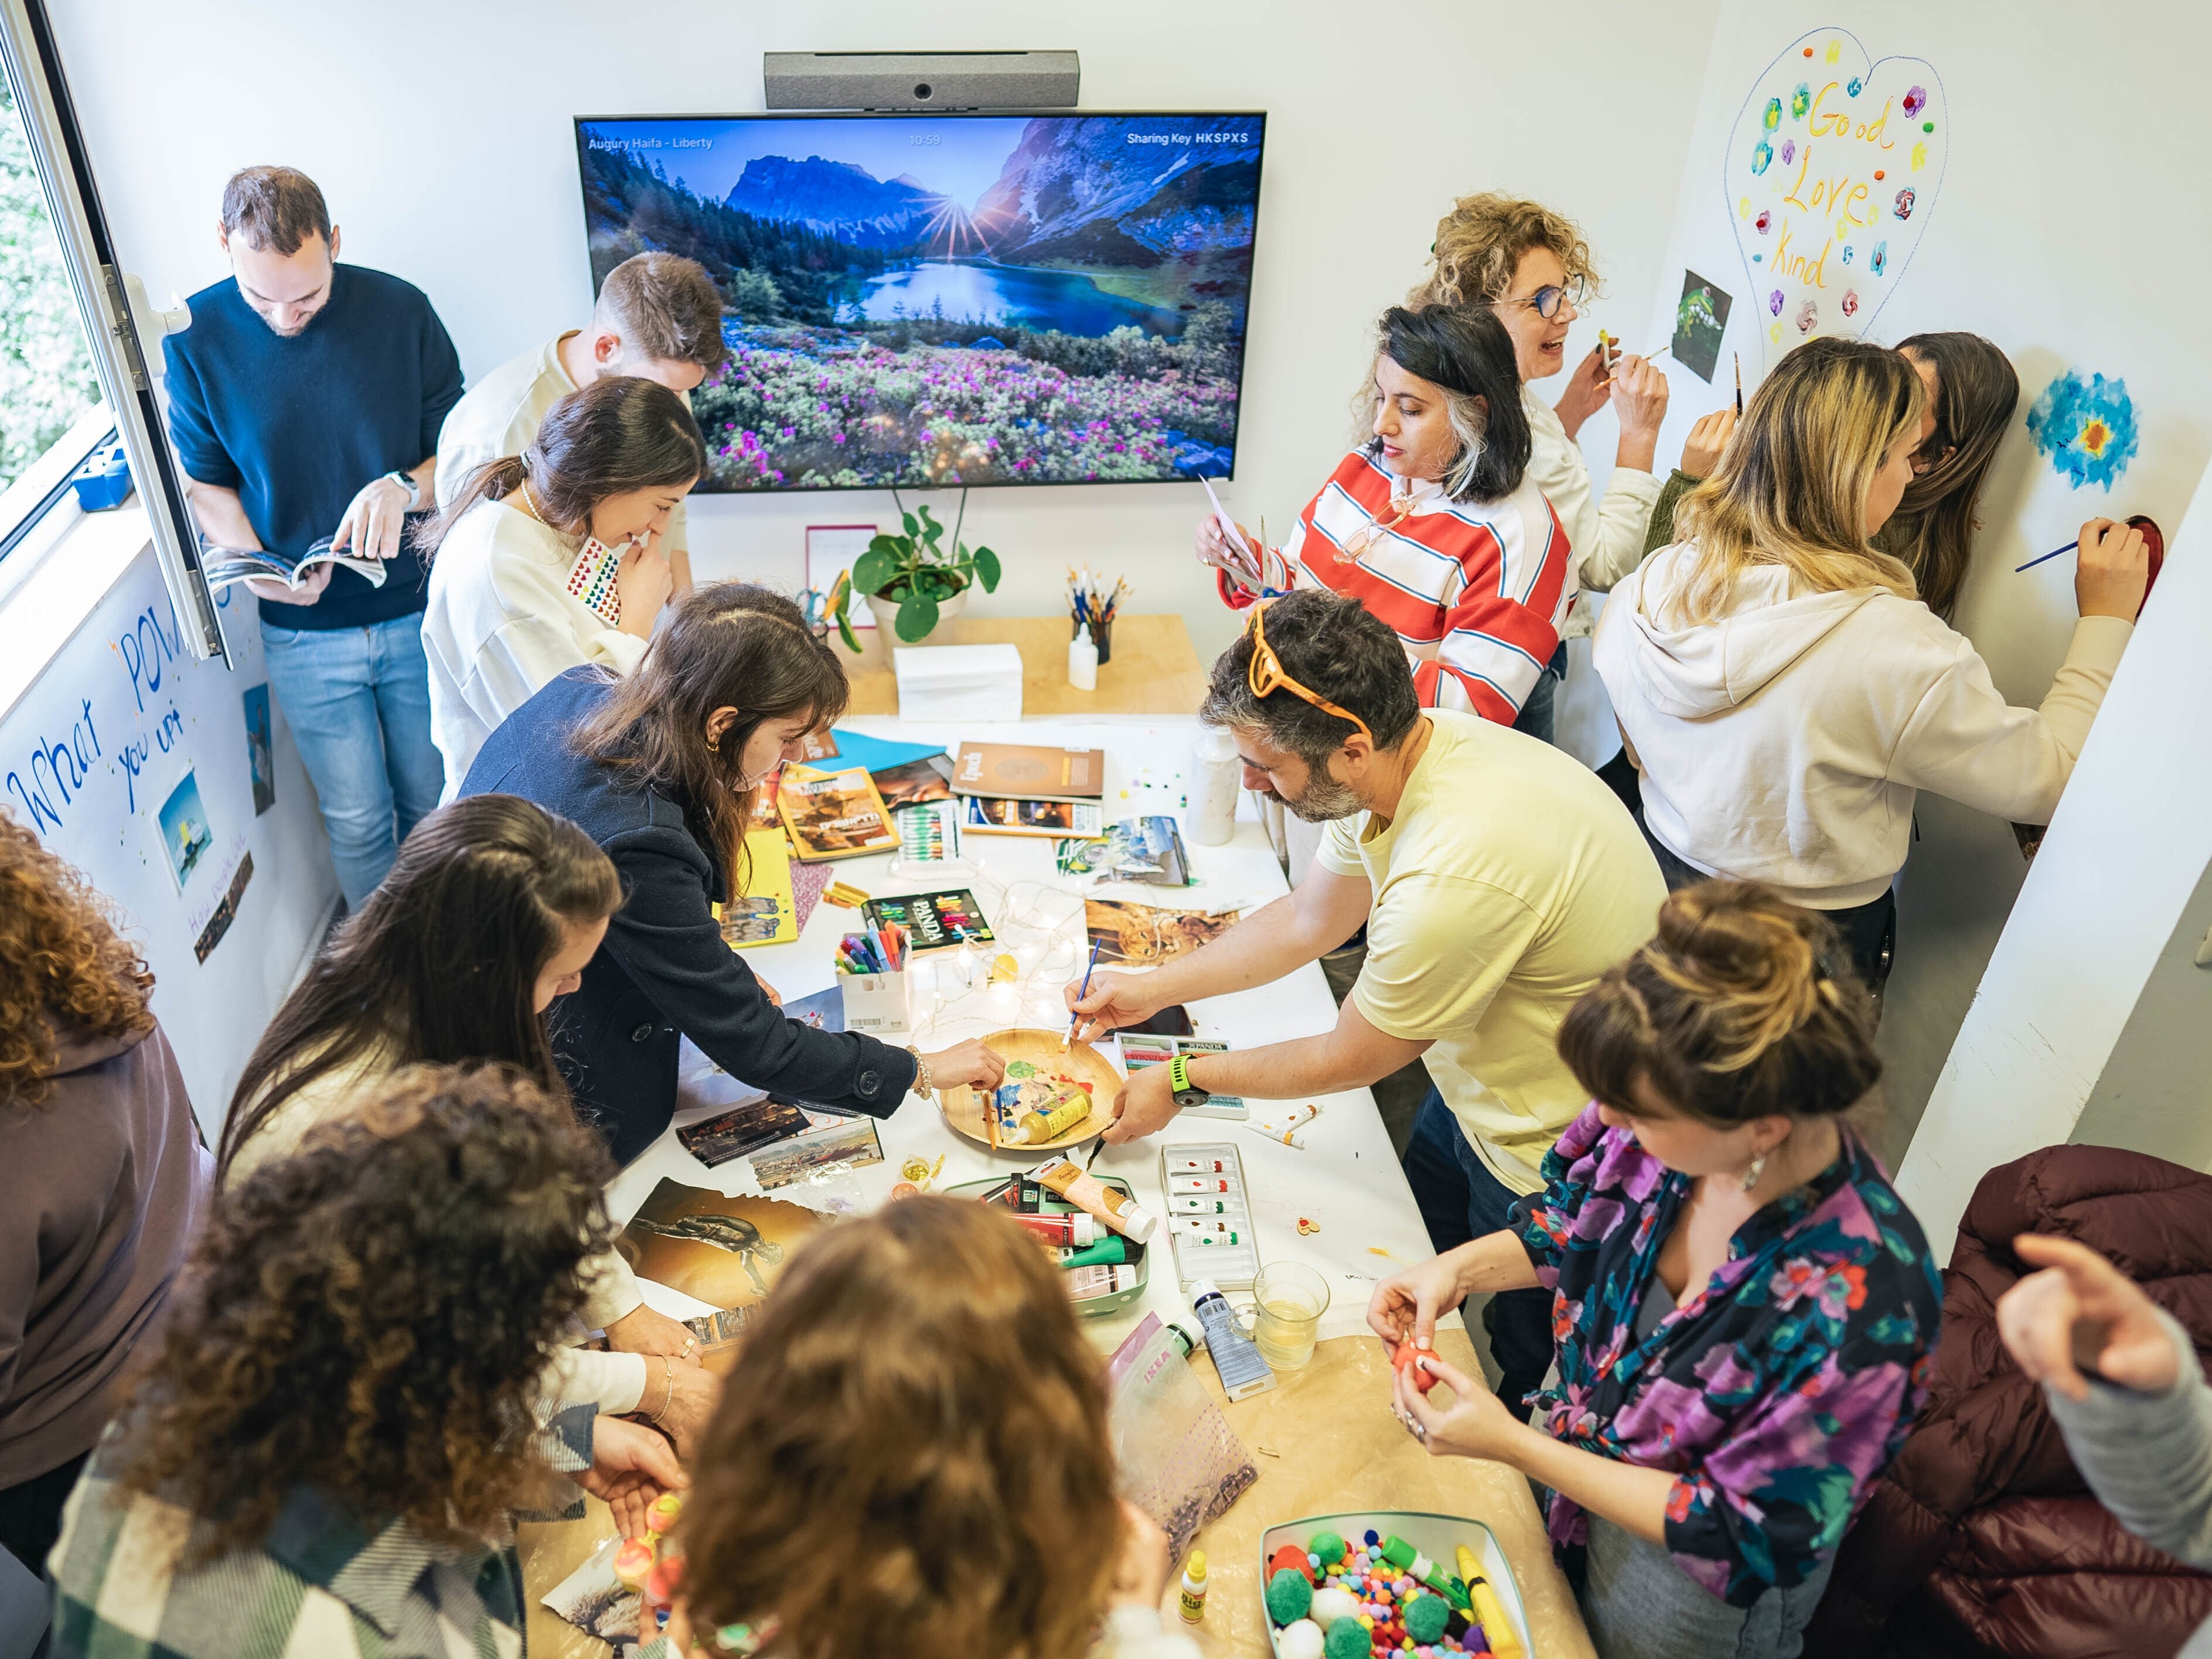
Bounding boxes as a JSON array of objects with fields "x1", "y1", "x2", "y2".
[{"x1": 574, "y1": 112, "x2": 1266, "y2": 491}]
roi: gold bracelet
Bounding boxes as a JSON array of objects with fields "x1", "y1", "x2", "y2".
[
  {"x1": 645, "y1": 1356, "x2": 675, "y2": 1424},
  {"x1": 905, "y1": 1045, "x2": 933, "y2": 1097}
]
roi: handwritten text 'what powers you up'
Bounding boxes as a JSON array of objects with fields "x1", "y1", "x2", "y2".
[{"x1": 6, "y1": 600, "x2": 192, "y2": 834}]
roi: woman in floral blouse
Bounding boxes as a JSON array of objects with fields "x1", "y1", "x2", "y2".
[{"x1": 1368, "y1": 880, "x2": 1941, "y2": 1659}]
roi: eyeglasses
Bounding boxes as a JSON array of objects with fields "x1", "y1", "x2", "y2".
[
  {"x1": 1503, "y1": 277, "x2": 1588, "y2": 320},
  {"x1": 1246, "y1": 602, "x2": 1373, "y2": 745}
]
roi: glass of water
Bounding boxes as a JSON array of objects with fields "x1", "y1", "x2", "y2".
[{"x1": 1245, "y1": 1262, "x2": 1331, "y2": 1372}]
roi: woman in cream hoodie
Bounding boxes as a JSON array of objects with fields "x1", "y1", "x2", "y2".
[
  {"x1": 417, "y1": 374, "x2": 704, "y2": 799},
  {"x1": 1594, "y1": 337, "x2": 2148, "y2": 991}
]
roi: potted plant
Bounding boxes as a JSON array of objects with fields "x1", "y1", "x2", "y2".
[{"x1": 828, "y1": 505, "x2": 1001, "y2": 649}]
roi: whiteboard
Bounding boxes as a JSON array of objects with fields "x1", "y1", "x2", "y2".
[
  {"x1": 0, "y1": 548, "x2": 338, "y2": 1134},
  {"x1": 1632, "y1": 1, "x2": 2212, "y2": 1147}
]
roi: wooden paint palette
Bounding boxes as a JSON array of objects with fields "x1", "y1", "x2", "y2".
[{"x1": 936, "y1": 1028, "x2": 1122, "y2": 1152}]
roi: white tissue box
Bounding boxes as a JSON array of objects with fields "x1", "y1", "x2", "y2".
[{"x1": 893, "y1": 643, "x2": 1024, "y2": 723}]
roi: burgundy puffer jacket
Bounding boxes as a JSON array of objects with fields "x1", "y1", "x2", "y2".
[{"x1": 1806, "y1": 1145, "x2": 2212, "y2": 1659}]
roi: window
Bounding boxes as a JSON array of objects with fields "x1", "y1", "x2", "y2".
[
  {"x1": 0, "y1": 73, "x2": 100, "y2": 494},
  {"x1": 0, "y1": 0, "x2": 223, "y2": 659}
]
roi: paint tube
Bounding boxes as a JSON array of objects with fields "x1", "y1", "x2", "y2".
[
  {"x1": 1013, "y1": 1095, "x2": 1092, "y2": 1145},
  {"x1": 1030, "y1": 1157, "x2": 1160, "y2": 1241},
  {"x1": 1065, "y1": 1264, "x2": 1140, "y2": 1299},
  {"x1": 1056, "y1": 1234, "x2": 1133, "y2": 1269},
  {"x1": 1009, "y1": 1210, "x2": 1098, "y2": 1247}
]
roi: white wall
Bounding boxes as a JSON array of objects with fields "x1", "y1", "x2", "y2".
[
  {"x1": 49, "y1": 0, "x2": 1716, "y2": 668},
  {"x1": 1629, "y1": 0, "x2": 2212, "y2": 1160}
]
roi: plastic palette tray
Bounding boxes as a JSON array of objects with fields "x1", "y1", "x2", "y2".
[
  {"x1": 1259, "y1": 1510, "x2": 1534, "y2": 1658},
  {"x1": 945, "y1": 1173, "x2": 1150, "y2": 1316}
]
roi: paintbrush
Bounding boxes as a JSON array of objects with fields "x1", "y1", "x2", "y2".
[
  {"x1": 1066, "y1": 937, "x2": 1104, "y2": 1051},
  {"x1": 1734, "y1": 351, "x2": 1743, "y2": 416},
  {"x1": 2016, "y1": 539, "x2": 2079, "y2": 574}
]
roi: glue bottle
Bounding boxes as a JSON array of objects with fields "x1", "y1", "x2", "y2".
[
  {"x1": 1190, "y1": 727, "x2": 1240, "y2": 846},
  {"x1": 1178, "y1": 1549, "x2": 1208, "y2": 1623}
]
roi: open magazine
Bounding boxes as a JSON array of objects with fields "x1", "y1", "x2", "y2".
[{"x1": 204, "y1": 536, "x2": 388, "y2": 592}]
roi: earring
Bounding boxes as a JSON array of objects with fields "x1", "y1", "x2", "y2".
[
  {"x1": 1740, "y1": 1151, "x2": 1768, "y2": 1192},
  {"x1": 705, "y1": 734, "x2": 720, "y2": 753}
]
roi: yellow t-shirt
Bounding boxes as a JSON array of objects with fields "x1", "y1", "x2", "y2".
[{"x1": 1317, "y1": 711, "x2": 1665, "y2": 1194}]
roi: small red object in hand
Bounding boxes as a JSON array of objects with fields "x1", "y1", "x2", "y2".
[{"x1": 1394, "y1": 1339, "x2": 1440, "y2": 1394}]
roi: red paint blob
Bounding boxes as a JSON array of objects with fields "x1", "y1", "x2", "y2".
[
  {"x1": 1395, "y1": 1339, "x2": 1441, "y2": 1394},
  {"x1": 1802, "y1": 46, "x2": 1814, "y2": 56},
  {"x1": 1873, "y1": 170, "x2": 1886, "y2": 180}
]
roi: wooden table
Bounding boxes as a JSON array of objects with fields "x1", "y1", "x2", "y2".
[
  {"x1": 834, "y1": 613, "x2": 1208, "y2": 716},
  {"x1": 518, "y1": 1330, "x2": 1594, "y2": 1659}
]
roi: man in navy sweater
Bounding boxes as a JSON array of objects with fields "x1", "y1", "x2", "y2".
[{"x1": 163, "y1": 166, "x2": 463, "y2": 906}]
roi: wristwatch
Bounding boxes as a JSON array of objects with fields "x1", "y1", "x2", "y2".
[
  {"x1": 1168, "y1": 1053, "x2": 1211, "y2": 1111},
  {"x1": 382, "y1": 469, "x2": 422, "y2": 510},
  {"x1": 905, "y1": 1046, "x2": 933, "y2": 1098}
]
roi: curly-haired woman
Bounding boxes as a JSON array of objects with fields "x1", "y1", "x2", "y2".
[
  {"x1": 47, "y1": 1064, "x2": 683, "y2": 1659},
  {"x1": 0, "y1": 815, "x2": 205, "y2": 1581},
  {"x1": 1368, "y1": 882, "x2": 1942, "y2": 1659},
  {"x1": 650, "y1": 1196, "x2": 1198, "y2": 1659}
]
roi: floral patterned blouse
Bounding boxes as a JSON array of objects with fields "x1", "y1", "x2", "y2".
[{"x1": 1510, "y1": 1104, "x2": 1943, "y2": 1607}]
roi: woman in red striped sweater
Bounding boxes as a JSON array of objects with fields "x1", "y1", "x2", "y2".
[{"x1": 1199, "y1": 305, "x2": 1571, "y2": 735}]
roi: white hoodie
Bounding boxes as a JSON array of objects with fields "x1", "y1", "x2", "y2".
[{"x1": 1593, "y1": 541, "x2": 2133, "y2": 907}]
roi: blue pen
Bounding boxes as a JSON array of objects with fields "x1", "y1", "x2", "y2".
[{"x1": 1066, "y1": 937, "x2": 1105, "y2": 1050}]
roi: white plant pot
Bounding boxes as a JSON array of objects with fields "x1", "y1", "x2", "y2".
[{"x1": 866, "y1": 583, "x2": 970, "y2": 644}]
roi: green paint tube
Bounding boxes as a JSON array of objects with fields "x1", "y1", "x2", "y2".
[{"x1": 1056, "y1": 1235, "x2": 1133, "y2": 1269}]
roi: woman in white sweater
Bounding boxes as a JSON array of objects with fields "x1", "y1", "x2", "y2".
[
  {"x1": 216, "y1": 794, "x2": 722, "y2": 1454},
  {"x1": 1594, "y1": 336, "x2": 2148, "y2": 990},
  {"x1": 417, "y1": 374, "x2": 704, "y2": 798}
]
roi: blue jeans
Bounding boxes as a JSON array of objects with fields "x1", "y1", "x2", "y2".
[
  {"x1": 260, "y1": 611, "x2": 444, "y2": 909},
  {"x1": 1402, "y1": 1087, "x2": 1555, "y2": 1421},
  {"x1": 1510, "y1": 641, "x2": 1568, "y2": 746}
]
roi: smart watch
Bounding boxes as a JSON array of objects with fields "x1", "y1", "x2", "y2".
[
  {"x1": 383, "y1": 469, "x2": 422, "y2": 510},
  {"x1": 1168, "y1": 1053, "x2": 1211, "y2": 1110}
]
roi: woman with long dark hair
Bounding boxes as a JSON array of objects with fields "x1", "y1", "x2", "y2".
[
  {"x1": 50, "y1": 1066, "x2": 684, "y2": 1658},
  {"x1": 1198, "y1": 305, "x2": 1572, "y2": 736},
  {"x1": 1886, "y1": 332, "x2": 2022, "y2": 620},
  {"x1": 418, "y1": 374, "x2": 705, "y2": 796},
  {"x1": 218, "y1": 795, "x2": 720, "y2": 1450},
  {"x1": 459, "y1": 582, "x2": 1005, "y2": 1165}
]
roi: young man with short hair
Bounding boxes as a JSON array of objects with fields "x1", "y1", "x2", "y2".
[
  {"x1": 435, "y1": 251, "x2": 726, "y2": 592},
  {"x1": 163, "y1": 165, "x2": 463, "y2": 908},
  {"x1": 1067, "y1": 586, "x2": 1665, "y2": 1414}
]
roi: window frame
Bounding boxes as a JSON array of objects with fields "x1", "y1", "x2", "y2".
[{"x1": 0, "y1": 0, "x2": 227, "y2": 662}]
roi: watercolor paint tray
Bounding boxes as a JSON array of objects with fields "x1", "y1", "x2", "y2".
[
  {"x1": 1160, "y1": 1142, "x2": 1258, "y2": 1291},
  {"x1": 1259, "y1": 1511, "x2": 1531, "y2": 1659},
  {"x1": 945, "y1": 1173, "x2": 1150, "y2": 1317}
]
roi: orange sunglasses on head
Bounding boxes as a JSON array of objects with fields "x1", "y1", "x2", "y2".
[{"x1": 1246, "y1": 601, "x2": 1373, "y2": 745}]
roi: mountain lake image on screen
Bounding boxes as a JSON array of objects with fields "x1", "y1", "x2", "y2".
[{"x1": 574, "y1": 112, "x2": 1266, "y2": 491}]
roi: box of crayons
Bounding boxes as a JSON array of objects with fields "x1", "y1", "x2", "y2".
[
  {"x1": 862, "y1": 889, "x2": 993, "y2": 953},
  {"x1": 836, "y1": 922, "x2": 912, "y2": 1033}
]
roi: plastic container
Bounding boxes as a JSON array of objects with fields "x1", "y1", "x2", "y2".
[
  {"x1": 1257, "y1": 1510, "x2": 1532, "y2": 1659},
  {"x1": 70, "y1": 443, "x2": 131, "y2": 511},
  {"x1": 1189, "y1": 726, "x2": 1240, "y2": 846},
  {"x1": 947, "y1": 1172, "x2": 1150, "y2": 1316},
  {"x1": 1068, "y1": 631, "x2": 1098, "y2": 690}
]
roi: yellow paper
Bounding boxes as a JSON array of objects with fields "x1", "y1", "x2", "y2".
[{"x1": 714, "y1": 828, "x2": 797, "y2": 948}]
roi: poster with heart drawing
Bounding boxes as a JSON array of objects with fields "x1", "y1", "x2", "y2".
[{"x1": 1726, "y1": 28, "x2": 1946, "y2": 363}]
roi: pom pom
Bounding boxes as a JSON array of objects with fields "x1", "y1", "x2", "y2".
[
  {"x1": 1310, "y1": 1530, "x2": 1348, "y2": 1565},
  {"x1": 1277, "y1": 1617, "x2": 1325, "y2": 1659},
  {"x1": 1270, "y1": 1542, "x2": 1315, "y2": 1583},
  {"x1": 1310, "y1": 1586, "x2": 1360, "y2": 1630},
  {"x1": 1267, "y1": 1567, "x2": 1314, "y2": 1625},
  {"x1": 1324, "y1": 1616, "x2": 1371, "y2": 1659},
  {"x1": 1405, "y1": 1593, "x2": 1450, "y2": 1644}
]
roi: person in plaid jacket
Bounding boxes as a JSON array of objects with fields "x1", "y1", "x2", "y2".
[{"x1": 45, "y1": 1065, "x2": 681, "y2": 1658}]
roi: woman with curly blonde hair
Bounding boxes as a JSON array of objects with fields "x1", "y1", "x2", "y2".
[
  {"x1": 654, "y1": 1196, "x2": 1199, "y2": 1659},
  {"x1": 0, "y1": 814, "x2": 205, "y2": 1580},
  {"x1": 47, "y1": 1064, "x2": 684, "y2": 1659}
]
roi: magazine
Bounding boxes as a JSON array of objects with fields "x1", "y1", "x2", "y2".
[
  {"x1": 949, "y1": 742, "x2": 1106, "y2": 801},
  {"x1": 1085, "y1": 898, "x2": 1241, "y2": 966},
  {"x1": 964, "y1": 795, "x2": 1105, "y2": 839},
  {"x1": 1054, "y1": 816, "x2": 1190, "y2": 885},
  {"x1": 872, "y1": 755, "x2": 955, "y2": 811},
  {"x1": 776, "y1": 765, "x2": 897, "y2": 861},
  {"x1": 203, "y1": 536, "x2": 389, "y2": 592}
]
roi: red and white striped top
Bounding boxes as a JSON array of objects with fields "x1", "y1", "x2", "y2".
[{"x1": 1219, "y1": 450, "x2": 1573, "y2": 725}]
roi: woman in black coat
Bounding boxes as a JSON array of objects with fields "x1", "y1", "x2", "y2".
[{"x1": 460, "y1": 583, "x2": 1004, "y2": 1163}]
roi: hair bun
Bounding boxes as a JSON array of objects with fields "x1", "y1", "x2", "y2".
[{"x1": 1645, "y1": 881, "x2": 1842, "y2": 1063}]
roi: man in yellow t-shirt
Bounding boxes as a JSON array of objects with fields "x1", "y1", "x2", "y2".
[{"x1": 1068, "y1": 587, "x2": 1662, "y2": 1414}]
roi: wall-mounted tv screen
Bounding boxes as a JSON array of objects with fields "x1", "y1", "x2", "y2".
[{"x1": 573, "y1": 111, "x2": 1266, "y2": 493}]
